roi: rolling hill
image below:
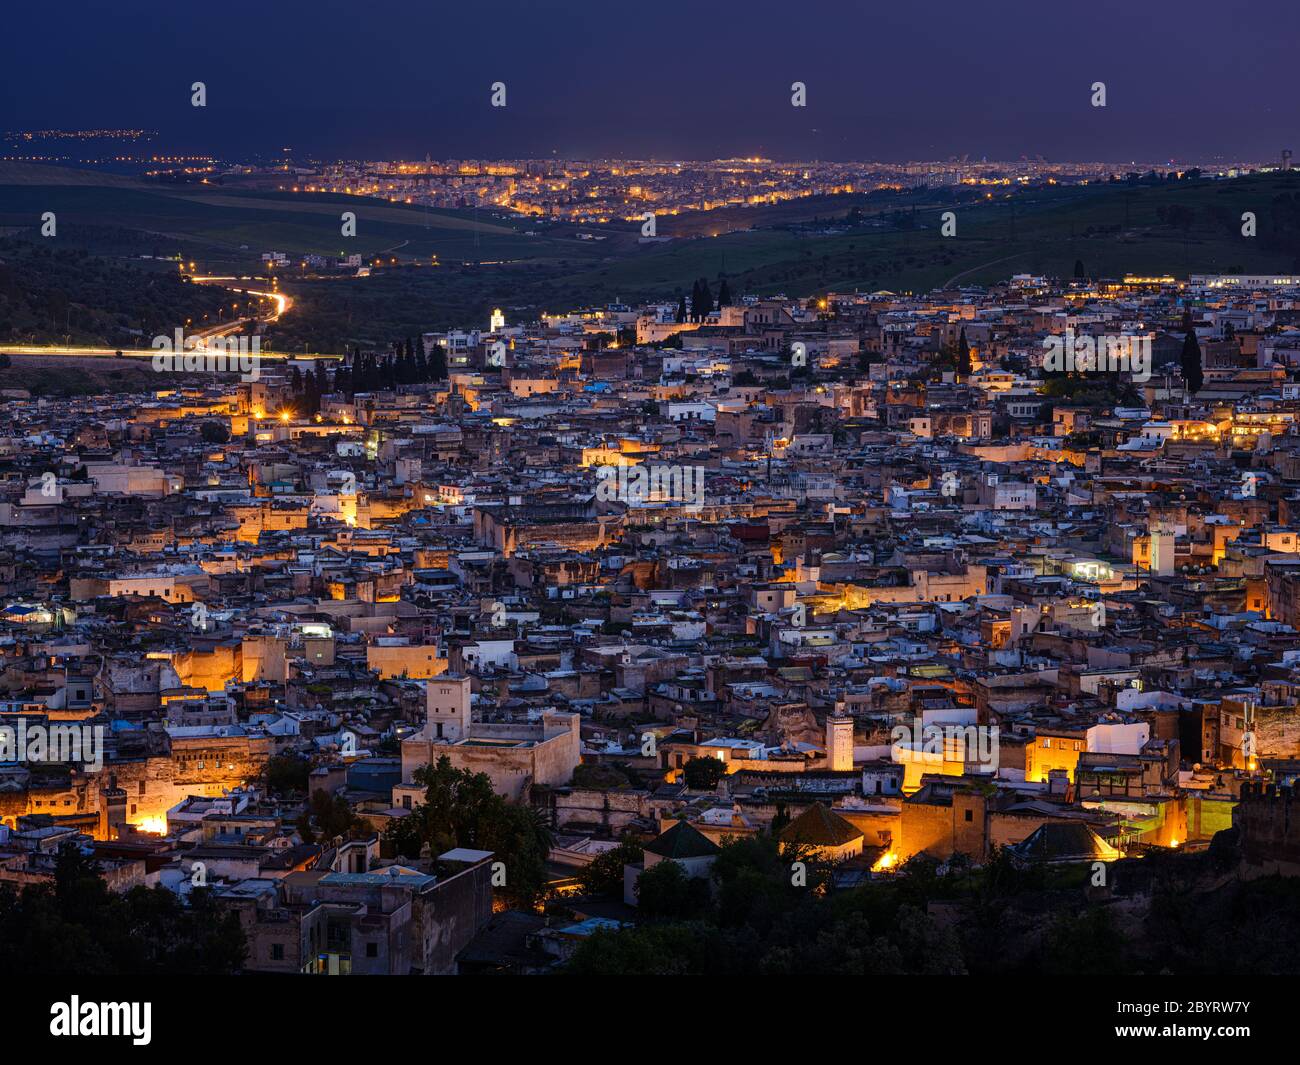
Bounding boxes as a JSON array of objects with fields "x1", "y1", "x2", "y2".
[{"x1": 5, "y1": 162, "x2": 1300, "y2": 351}]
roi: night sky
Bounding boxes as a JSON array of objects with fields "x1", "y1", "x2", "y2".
[{"x1": 4, "y1": 0, "x2": 1296, "y2": 162}]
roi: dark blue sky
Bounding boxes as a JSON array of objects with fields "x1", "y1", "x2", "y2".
[{"x1": 4, "y1": 0, "x2": 1296, "y2": 162}]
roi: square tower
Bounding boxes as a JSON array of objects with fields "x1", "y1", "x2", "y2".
[
  {"x1": 426, "y1": 674, "x2": 471, "y2": 742},
  {"x1": 827, "y1": 712, "x2": 854, "y2": 772}
]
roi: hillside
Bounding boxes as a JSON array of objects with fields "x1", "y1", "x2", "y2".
[
  {"x1": 0, "y1": 238, "x2": 237, "y2": 347},
  {"x1": 266, "y1": 171, "x2": 1300, "y2": 349},
  {"x1": 0, "y1": 162, "x2": 595, "y2": 272},
  {"x1": 5, "y1": 163, "x2": 1300, "y2": 350}
]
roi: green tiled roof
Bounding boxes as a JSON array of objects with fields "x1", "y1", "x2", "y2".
[
  {"x1": 779, "y1": 802, "x2": 863, "y2": 847},
  {"x1": 644, "y1": 820, "x2": 722, "y2": 859}
]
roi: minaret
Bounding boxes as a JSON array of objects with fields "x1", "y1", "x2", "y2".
[
  {"x1": 1149, "y1": 524, "x2": 1174, "y2": 577},
  {"x1": 425, "y1": 674, "x2": 471, "y2": 742},
  {"x1": 827, "y1": 711, "x2": 854, "y2": 772}
]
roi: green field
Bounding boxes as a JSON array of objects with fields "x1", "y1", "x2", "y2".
[
  {"x1": 579, "y1": 174, "x2": 1300, "y2": 298},
  {"x1": 268, "y1": 172, "x2": 1300, "y2": 348},
  {"x1": 0, "y1": 164, "x2": 601, "y2": 271}
]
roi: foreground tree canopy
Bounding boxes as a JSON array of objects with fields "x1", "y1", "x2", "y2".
[
  {"x1": 565, "y1": 831, "x2": 1300, "y2": 976},
  {"x1": 0, "y1": 843, "x2": 246, "y2": 975},
  {"x1": 382, "y1": 755, "x2": 553, "y2": 909}
]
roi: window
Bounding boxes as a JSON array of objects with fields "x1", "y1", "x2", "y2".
[
  {"x1": 964, "y1": 809, "x2": 973, "y2": 822},
  {"x1": 366, "y1": 942, "x2": 378, "y2": 958},
  {"x1": 271, "y1": 944, "x2": 284, "y2": 961}
]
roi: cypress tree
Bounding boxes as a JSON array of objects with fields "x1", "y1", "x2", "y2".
[
  {"x1": 696, "y1": 278, "x2": 714, "y2": 319},
  {"x1": 956, "y1": 327, "x2": 972, "y2": 377},
  {"x1": 429, "y1": 343, "x2": 448, "y2": 381},
  {"x1": 1181, "y1": 323, "x2": 1204, "y2": 394}
]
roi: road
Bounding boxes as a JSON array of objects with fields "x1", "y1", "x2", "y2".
[
  {"x1": 942, "y1": 251, "x2": 1027, "y2": 288},
  {"x1": 0, "y1": 345, "x2": 338, "y2": 360},
  {"x1": 1, "y1": 276, "x2": 341, "y2": 360}
]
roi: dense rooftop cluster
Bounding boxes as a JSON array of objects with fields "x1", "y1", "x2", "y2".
[{"x1": 8, "y1": 268, "x2": 1300, "y2": 972}]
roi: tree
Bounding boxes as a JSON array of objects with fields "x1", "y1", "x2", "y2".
[
  {"x1": 383, "y1": 809, "x2": 434, "y2": 861},
  {"x1": 636, "y1": 859, "x2": 709, "y2": 920},
  {"x1": 717, "y1": 277, "x2": 732, "y2": 308},
  {"x1": 0, "y1": 842, "x2": 246, "y2": 974},
  {"x1": 1073, "y1": 259, "x2": 1087, "y2": 280},
  {"x1": 713, "y1": 836, "x2": 805, "y2": 930},
  {"x1": 683, "y1": 756, "x2": 726, "y2": 789},
  {"x1": 695, "y1": 278, "x2": 714, "y2": 320},
  {"x1": 199, "y1": 420, "x2": 230, "y2": 444},
  {"x1": 759, "y1": 905, "x2": 965, "y2": 975},
  {"x1": 578, "y1": 839, "x2": 645, "y2": 897},
  {"x1": 1041, "y1": 906, "x2": 1127, "y2": 976},
  {"x1": 479, "y1": 802, "x2": 553, "y2": 908},
  {"x1": 381, "y1": 755, "x2": 552, "y2": 908},
  {"x1": 675, "y1": 293, "x2": 689, "y2": 323},
  {"x1": 297, "y1": 790, "x2": 365, "y2": 844},
  {"x1": 564, "y1": 922, "x2": 718, "y2": 975},
  {"x1": 301, "y1": 369, "x2": 321, "y2": 417},
  {"x1": 428, "y1": 343, "x2": 448, "y2": 381},
  {"x1": 955, "y1": 327, "x2": 972, "y2": 377},
  {"x1": 1181, "y1": 320, "x2": 1204, "y2": 394},
  {"x1": 264, "y1": 753, "x2": 310, "y2": 796}
]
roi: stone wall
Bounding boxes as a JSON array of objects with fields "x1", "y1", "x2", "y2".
[{"x1": 1236, "y1": 781, "x2": 1300, "y2": 875}]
